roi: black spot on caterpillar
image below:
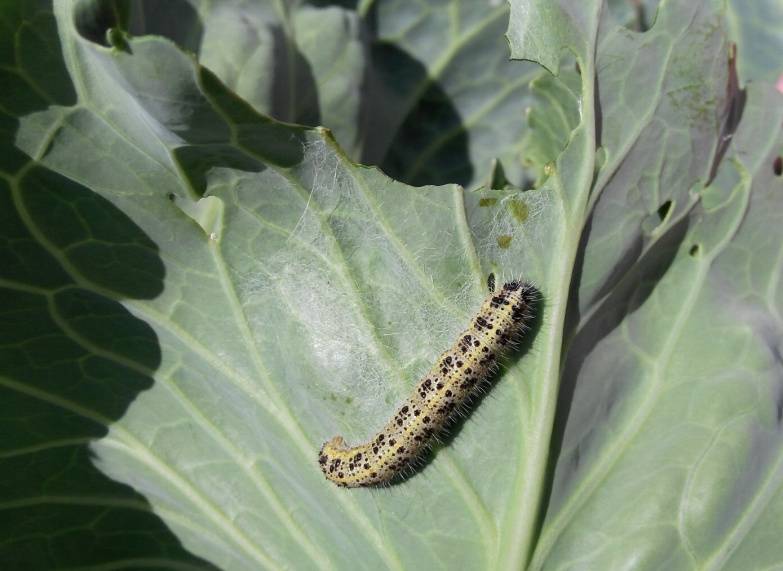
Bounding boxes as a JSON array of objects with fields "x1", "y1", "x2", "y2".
[{"x1": 318, "y1": 279, "x2": 537, "y2": 488}]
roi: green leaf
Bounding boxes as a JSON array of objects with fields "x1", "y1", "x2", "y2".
[
  {"x1": 533, "y1": 82, "x2": 783, "y2": 570},
  {"x1": 1, "y1": 0, "x2": 781, "y2": 570},
  {"x1": 727, "y1": 0, "x2": 783, "y2": 84},
  {"x1": 189, "y1": 0, "x2": 539, "y2": 188},
  {"x1": 196, "y1": 1, "x2": 365, "y2": 157}
]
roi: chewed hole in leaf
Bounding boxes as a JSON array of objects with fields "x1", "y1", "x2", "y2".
[
  {"x1": 774, "y1": 156, "x2": 782, "y2": 176},
  {"x1": 657, "y1": 200, "x2": 673, "y2": 223},
  {"x1": 642, "y1": 200, "x2": 674, "y2": 234}
]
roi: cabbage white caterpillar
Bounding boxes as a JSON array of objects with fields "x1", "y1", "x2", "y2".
[{"x1": 319, "y1": 278, "x2": 536, "y2": 487}]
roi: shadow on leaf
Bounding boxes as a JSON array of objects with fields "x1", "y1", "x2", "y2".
[{"x1": 1, "y1": 3, "x2": 215, "y2": 569}]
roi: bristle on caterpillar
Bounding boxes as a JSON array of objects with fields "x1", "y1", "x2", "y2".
[{"x1": 318, "y1": 280, "x2": 537, "y2": 488}]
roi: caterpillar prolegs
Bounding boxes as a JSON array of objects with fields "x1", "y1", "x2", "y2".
[{"x1": 319, "y1": 278, "x2": 536, "y2": 488}]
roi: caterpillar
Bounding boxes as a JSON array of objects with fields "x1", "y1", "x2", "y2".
[{"x1": 319, "y1": 277, "x2": 537, "y2": 488}]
